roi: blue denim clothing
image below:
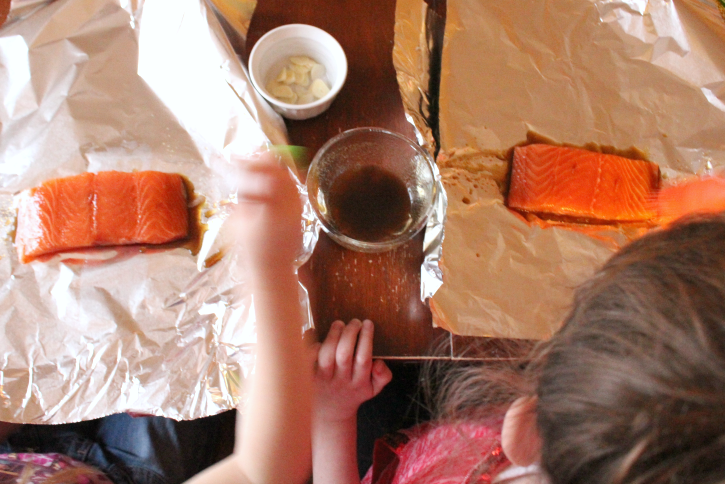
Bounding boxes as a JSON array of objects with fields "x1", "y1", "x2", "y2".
[{"x1": 0, "y1": 412, "x2": 234, "y2": 484}]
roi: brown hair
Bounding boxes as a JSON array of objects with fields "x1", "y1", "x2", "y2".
[
  {"x1": 429, "y1": 214, "x2": 725, "y2": 483},
  {"x1": 536, "y1": 214, "x2": 725, "y2": 484}
]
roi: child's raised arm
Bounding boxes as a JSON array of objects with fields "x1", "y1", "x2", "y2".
[{"x1": 185, "y1": 151, "x2": 312, "y2": 484}]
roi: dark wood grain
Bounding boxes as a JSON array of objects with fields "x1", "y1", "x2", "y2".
[
  {"x1": 243, "y1": 0, "x2": 539, "y2": 361},
  {"x1": 244, "y1": 0, "x2": 452, "y2": 358}
]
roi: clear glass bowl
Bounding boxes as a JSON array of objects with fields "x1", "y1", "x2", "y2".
[{"x1": 307, "y1": 128, "x2": 438, "y2": 252}]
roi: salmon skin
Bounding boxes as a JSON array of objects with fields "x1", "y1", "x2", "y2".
[
  {"x1": 16, "y1": 171, "x2": 189, "y2": 263},
  {"x1": 507, "y1": 144, "x2": 660, "y2": 223}
]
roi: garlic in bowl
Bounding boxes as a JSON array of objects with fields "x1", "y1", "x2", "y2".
[
  {"x1": 249, "y1": 24, "x2": 347, "y2": 120},
  {"x1": 266, "y1": 55, "x2": 330, "y2": 105}
]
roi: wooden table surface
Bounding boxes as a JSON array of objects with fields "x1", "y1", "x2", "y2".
[{"x1": 243, "y1": 0, "x2": 527, "y2": 359}]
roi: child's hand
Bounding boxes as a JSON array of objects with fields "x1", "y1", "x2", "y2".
[
  {"x1": 228, "y1": 150, "x2": 303, "y2": 270},
  {"x1": 314, "y1": 319, "x2": 393, "y2": 424},
  {"x1": 655, "y1": 175, "x2": 725, "y2": 225}
]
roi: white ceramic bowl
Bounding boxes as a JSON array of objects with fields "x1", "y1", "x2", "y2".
[{"x1": 248, "y1": 24, "x2": 347, "y2": 120}]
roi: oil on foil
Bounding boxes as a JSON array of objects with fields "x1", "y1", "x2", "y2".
[{"x1": 0, "y1": 0, "x2": 318, "y2": 423}]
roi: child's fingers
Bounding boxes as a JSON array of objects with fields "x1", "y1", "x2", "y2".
[
  {"x1": 352, "y1": 319, "x2": 375, "y2": 384},
  {"x1": 227, "y1": 151, "x2": 296, "y2": 201},
  {"x1": 335, "y1": 319, "x2": 363, "y2": 378},
  {"x1": 229, "y1": 152, "x2": 279, "y2": 178},
  {"x1": 316, "y1": 320, "x2": 344, "y2": 379},
  {"x1": 233, "y1": 173, "x2": 276, "y2": 203},
  {"x1": 230, "y1": 150, "x2": 279, "y2": 171},
  {"x1": 233, "y1": 164, "x2": 294, "y2": 203},
  {"x1": 655, "y1": 175, "x2": 725, "y2": 224},
  {"x1": 371, "y1": 360, "x2": 393, "y2": 397}
]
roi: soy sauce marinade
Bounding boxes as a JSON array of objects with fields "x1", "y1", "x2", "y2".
[{"x1": 328, "y1": 165, "x2": 412, "y2": 242}]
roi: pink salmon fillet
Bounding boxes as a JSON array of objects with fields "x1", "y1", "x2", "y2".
[
  {"x1": 507, "y1": 144, "x2": 660, "y2": 222},
  {"x1": 16, "y1": 171, "x2": 188, "y2": 263}
]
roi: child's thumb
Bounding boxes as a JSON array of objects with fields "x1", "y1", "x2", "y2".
[{"x1": 371, "y1": 359, "x2": 393, "y2": 396}]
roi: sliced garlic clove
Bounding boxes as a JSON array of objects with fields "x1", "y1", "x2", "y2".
[
  {"x1": 290, "y1": 63, "x2": 309, "y2": 74},
  {"x1": 290, "y1": 56, "x2": 315, "y2": 68},
  {"x1": 266, "y1": 79, "x2": 280, "y2": 94},
  {"x1": 269, "y1": 57, "x2": 331, "y2": 104},
  {"x1": 294, "y1": 70, "x2": 310, "y2": 87},
  {"x1": 272, "y1": 84, "x2": 295, "y2": 99},
  {"x1": 310, "y1": 78, "x2": 330, "y2": 99},
  {"x1": 276, "y1": 67, "x2": 289, "y2": 83},
  {"x1": 291, "y1": 84, "x2": 307, "y2": 95},
  {"x1": 310, "y1": 63, "x2": 326, "y2": 81},
  {"x1": 299, "y1": 93, "x2": 315, "y2": 104}
]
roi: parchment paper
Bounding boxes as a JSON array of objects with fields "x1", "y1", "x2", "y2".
[
  {"x1": 395, "y1": 0, "x2": 725, "y2": 339},
  {"x1": 0, "y1": 0, "x2": 318, "y2": 423}
]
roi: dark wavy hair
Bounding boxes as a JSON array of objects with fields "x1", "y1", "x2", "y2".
[
  {"x1": 536, "y1": 214, "x2": 725, "y2": 484},
  {"x1": 428, "y1": 214, "x2": 725, "y2": 484}
]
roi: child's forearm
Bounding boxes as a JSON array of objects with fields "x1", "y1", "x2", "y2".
[
  {"x1": 313, "y1": 415, "x2": 361, "y2": 484},
  {"x1": 183, "y1": 455, "x2": 250, "y2": 484},
  {"x1": 239, "y1": 264, "x2": 312, "y2": 484}
]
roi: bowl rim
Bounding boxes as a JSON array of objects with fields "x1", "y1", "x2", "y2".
[
  {"x1": 307, "y1": 127, "x2": 438, "y2": 252},
  {"x1": 248, "y1": 23, "x2": 348, "y2": 110}
]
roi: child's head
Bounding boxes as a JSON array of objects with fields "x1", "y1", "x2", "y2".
[{"x1": 531, "y1": 214, "x2": 725, "y2": 483}]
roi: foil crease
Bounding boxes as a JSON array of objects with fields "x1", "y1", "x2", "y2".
[
  {"x1": 0, "y1": 0, "x2": 318, "y2": 423},
  {"x1": 395, "y1": 0, "x2": 725, "y2": 339}
]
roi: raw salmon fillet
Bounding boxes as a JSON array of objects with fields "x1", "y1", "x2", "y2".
[
  {"x1": 16, "y1": 171, "x2": 189, "y2": 263},
  {"x1": 507, "y1": 144, "x2": 660, "y2": 222}
]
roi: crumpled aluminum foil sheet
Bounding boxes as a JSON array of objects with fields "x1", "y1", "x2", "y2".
[
  {"x1": 392, "y1": 0, "x2": 448, "y2": 303},
  {"x1": 394, "y1": 0, "x2": 725, "y2": 340},
  {"x1": 0, "y1": 0, "x2": 319, "y2": 423}
]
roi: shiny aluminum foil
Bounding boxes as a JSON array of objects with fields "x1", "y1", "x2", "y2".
[
  {"x1": 394, "y1": 0, "x2": 725, "y2": 339},
  {"x1": 392, "y1": 0, "x2": 448, "y2": 303},
  {"x1": 0, "y1": 0, "x2": 319, "y2": 423}
]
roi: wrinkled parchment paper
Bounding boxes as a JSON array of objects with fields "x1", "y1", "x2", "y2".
[
  {"x1": 0, "y1": 0, "x2": 318, "y2": 423},
  {"x1": 395, "y1": 0, "x2": 725, "y2": 339}
]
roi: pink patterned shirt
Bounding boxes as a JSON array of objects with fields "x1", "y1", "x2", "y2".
[
  {"x1": 0, "y1": 453, "x2": 112, "y2": 484},
  {"x1": 362, "y1": 420, "x2": 511, "y2": 484}
]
